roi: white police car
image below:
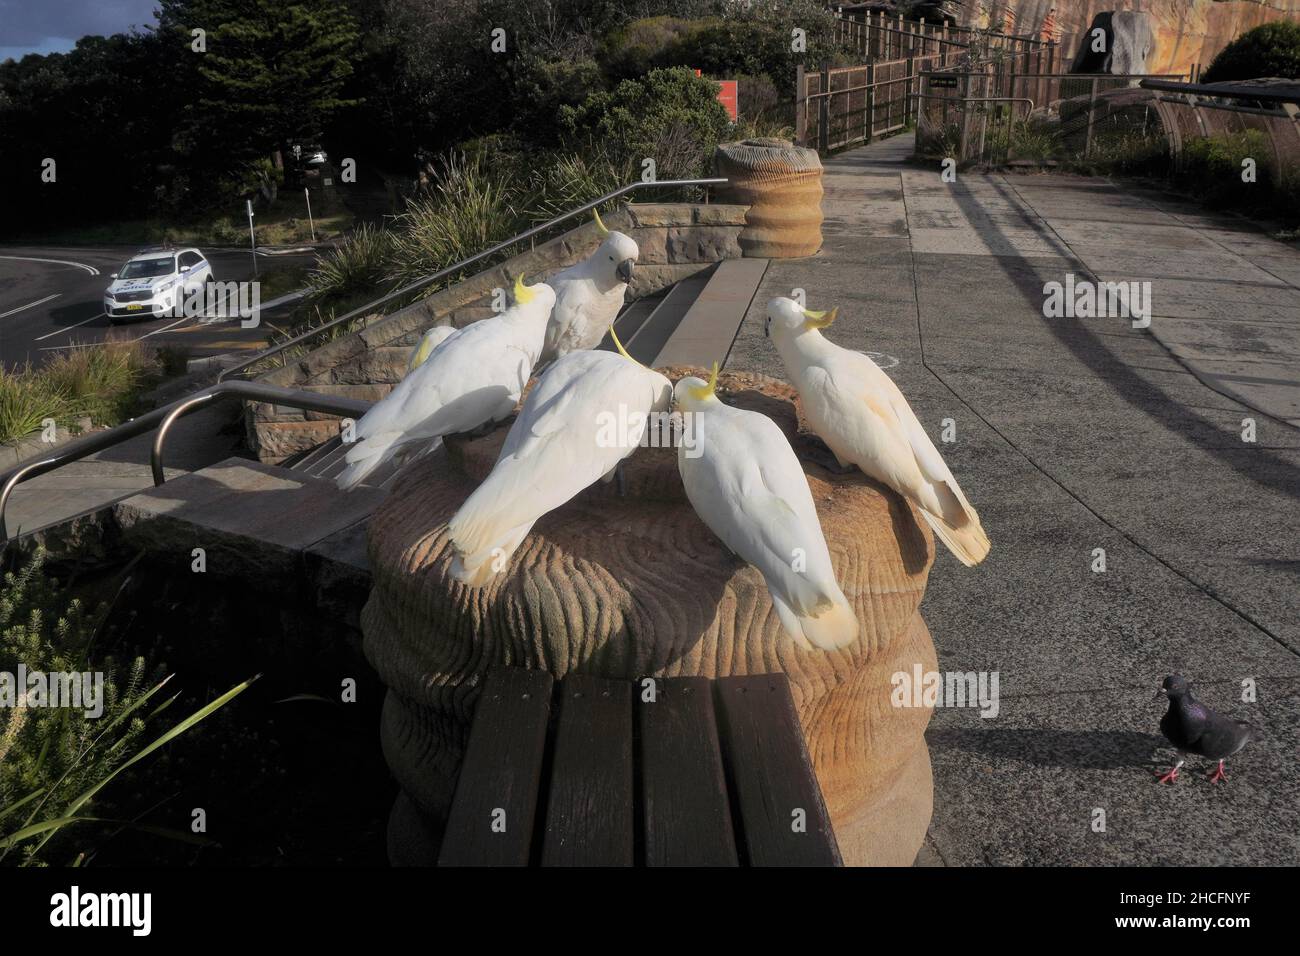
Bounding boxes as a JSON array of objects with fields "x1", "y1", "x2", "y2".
[{"x1": 103, "y1": 247, "x2": 213, "y2": 323}]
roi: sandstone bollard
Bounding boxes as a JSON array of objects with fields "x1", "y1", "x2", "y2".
[
  {"x1": 714, "y1": 139, "x2": 824, "y2": 258},
  {"x1": 363, "y1": 369, "x2": 937, "y2": 866}
]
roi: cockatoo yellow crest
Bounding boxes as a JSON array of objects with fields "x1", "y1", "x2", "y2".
[{"x1": 514, "y1": 273, "x2": 536, "y2": 305}]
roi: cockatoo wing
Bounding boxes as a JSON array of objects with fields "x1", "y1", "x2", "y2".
[
  {"x1": 680, "y1": 407, "x2": 857, "y2": 649},
  {"x1": 814, "y1": 349, "x2": 989, "y2": 565},
  {"x1": 449, "y1": 352, "x2": 671, "y2": 585},
  {"x1": 354, "y1": 320, "x2": 529, "y2": 448}
]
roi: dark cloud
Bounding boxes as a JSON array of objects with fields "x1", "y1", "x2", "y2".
[{"x1": 0, "y1": 0, "x2": 161, "y2": 50}]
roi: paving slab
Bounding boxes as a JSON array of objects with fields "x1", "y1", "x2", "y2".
[{"x1": 726, "y1": 134, "x2": 1300, "y2": 866}]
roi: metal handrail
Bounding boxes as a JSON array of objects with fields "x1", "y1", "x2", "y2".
[
  {"x1": 0, "y1": 381, "x2": 374, "y2": 541},
  {"x1": 217, "y1": 176, "x2": 728, "y2": 383}
]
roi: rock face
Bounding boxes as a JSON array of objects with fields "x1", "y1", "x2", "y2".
[
  {"x1": 956, "y1": 2, "x2": 1300, "y2": 77},
  {"x1": 1070, "y1": 11, "x2": 1158, "y2": 73},
  {"x1": 362, "y1": 369, "x2": 938, "y2": 866}
]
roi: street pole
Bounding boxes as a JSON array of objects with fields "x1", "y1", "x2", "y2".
[
  {"x1": 246, "y1": 199, "x2": 258, "y2": 276},
  {"x1": 304, "y1": 187, "x2": 316, "y2": 243}
]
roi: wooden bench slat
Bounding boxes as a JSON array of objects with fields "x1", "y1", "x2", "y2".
[
  {"x1": 638, "y1": 676, "x2": 739, "y2": 867},
  {"x1": 541, "y1": 674, "x2": 635, "y2": 866},
  {"x1": 714, "y1": 674, "x2": 842, "y2": 867},
  {"x1": 437, "y1": 668, "x2": 553, "y2": 867}
]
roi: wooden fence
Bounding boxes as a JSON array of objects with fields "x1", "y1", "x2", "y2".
[{"x1": 797, "y1": 13, "x2": 1062, "y2": 152}]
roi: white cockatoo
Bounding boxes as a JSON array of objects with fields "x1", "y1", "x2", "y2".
[
  {"x1": 406, "y1": 324, "x2": 456, "y2": 374},
  {"x1": 542, "y1": 209, "x2": 639, "y2": 362},
  {"x1": 335, "y1": 275, "x2": 556, "y2": 491},
  {"x1": 674, "y1": 364, "x2": 859, "y2": 651},
  {"x1": 765, "y1": 298, "x2": 990, "y2": 566},
  {"x1": 448, "y1": 329, "x2": 671, "y2": 587}
]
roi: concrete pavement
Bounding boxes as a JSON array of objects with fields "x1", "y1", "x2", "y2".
[{"x1": 727, "y1": 134, "x2": 1300, "y2": 865}]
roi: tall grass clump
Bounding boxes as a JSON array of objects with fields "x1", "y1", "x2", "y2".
[
  {"x1": 41, "y1": 339, "x2": 153, "y2": 427},
  {"x1": 307, "y1": 222, "x2": 395, "y2": 302},
  {"x1": 0, "y1": 369, "x2": 69, "y2": 447}
]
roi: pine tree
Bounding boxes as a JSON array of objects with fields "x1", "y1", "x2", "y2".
[{"x1": 155, "y1": 0, "x2": 361, "y2": 171}]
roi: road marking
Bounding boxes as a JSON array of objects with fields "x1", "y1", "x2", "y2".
[
  {"x1": 34, "y1": 311, "x2": 105, "y2": 341},
  {"x1": 0, "y1": 255, "x2": 100, "y2": 275},
  {"x1": 39, "y1": 315, "x2": 191, "y2": 351},
  {"x1": 135, "y1": 315, "x2": 191, "y2": 340},
  {"x1": 0, "y1": 293, "x2": 62, "y2": 319}
]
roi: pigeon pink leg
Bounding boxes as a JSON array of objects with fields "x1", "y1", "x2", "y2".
[{"x1": 1207, "y1": 760, "x2": 1227, "y2": 784}]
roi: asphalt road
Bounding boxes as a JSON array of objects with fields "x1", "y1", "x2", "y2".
[{"x1": 0, "y1": 245, "x2": 318, "y2": 368}]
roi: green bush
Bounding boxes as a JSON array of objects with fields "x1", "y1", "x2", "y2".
[
  {"x1": 1182, "y1": 129, "x2": 1278, "y2": 209},
  {"x1": 0, "y1": 548, "x2": 255, "y2": 865},
  {"x1": 558, "y1": 67, "x2": 731, "y2": 180},
  {"x1": 602, "y1": 16, "x2": 700, "y2": 81},
  {"x1": 509, "y1": 55, "x2": 607, "y2": 143},
  {"x1": 601, "y1": 4, "x2": 846, "y2": 88},
  {"x1": 1202, "y1": 21, "x2": 1300, "y2": 84}
]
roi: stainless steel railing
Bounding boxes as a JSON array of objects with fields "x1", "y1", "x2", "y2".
[
  {"x1": 0, "y1": 381, "x2": 373, "y2": 541},
  {"x1": 217, "y1": 176, "x2": 728, "y2": 382}
]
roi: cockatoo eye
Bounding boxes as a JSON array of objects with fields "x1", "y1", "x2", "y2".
[{"x1": 608, "y1": 255, "x2": 614, "y2": 261}]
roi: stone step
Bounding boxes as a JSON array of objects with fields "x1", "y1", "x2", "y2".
[
  {"x1": 653, "y1": 258, "x2": 770, "y2": 368},
  {"x1": 114, "y1": 458, "x2": 383, "y2": 587},
  {"x1": 619, "y1": 271, "x2": 714, "y2": 365}
]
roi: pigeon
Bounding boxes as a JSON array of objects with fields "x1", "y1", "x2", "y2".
[{"x1": 1155, "y1": 674, "x2": 1257, "y2": 784}]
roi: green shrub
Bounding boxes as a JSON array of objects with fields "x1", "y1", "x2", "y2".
[
  {"x1": 0, "y1": 548, "x2": 255, "y2": 865},
  {"x1": 601, "y1": 4, "x2": 845, "y2": 88},
  {"x1": 0, "y1": 370, "x2": 68, "y2": 447},
  {"x1": 509, "y1": 55, "x2": 607, "y2": 143},
  {"x1": 388, "y1": 151, "x2": 525, "y2": 285},
  {"x1": 1182, "y1": 129, "x2": 1278, "y2": 209},
  {"x1": 601, "y1": 16, "x2": 700, "y2": 81},
  {"x1": 1202, "y1": 21, "x2": 1300, "y2": 84},
  {"x1": 558, "y1": 67, "x2": 731, "y2": 180},
  {"x1": 40, "y1": 341, "x2": 152, "y2": 427}
]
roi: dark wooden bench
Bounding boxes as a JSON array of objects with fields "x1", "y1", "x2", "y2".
[{"x1": 436, "y1": 667, "x2": 841, "y2": 867}]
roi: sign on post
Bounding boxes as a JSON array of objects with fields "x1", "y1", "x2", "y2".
[{"x1": 716, "y1": 80, "x2": 739, "y2": 121}]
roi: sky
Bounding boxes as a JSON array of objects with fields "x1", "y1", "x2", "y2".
[{"x1": 0, "y1": 0, "x2": 161, "y2": 62}]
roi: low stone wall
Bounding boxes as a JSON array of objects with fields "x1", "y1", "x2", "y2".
[{"x1": 248, "y1": 203, "x2": 748, "y2": 463}]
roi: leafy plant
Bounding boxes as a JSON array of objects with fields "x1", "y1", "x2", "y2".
[
  {"x1": 558, "y1": 67, "x2": 731, "y2": 180},
  {"x1": 0, "y1": 548, "x2": 256, "y2": 865}
]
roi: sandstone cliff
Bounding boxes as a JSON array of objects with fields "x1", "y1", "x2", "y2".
[{"x1": 945, "y1": 1, "x2": 1300, "y2": 77}]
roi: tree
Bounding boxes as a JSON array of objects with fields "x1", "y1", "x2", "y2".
[
  {"x1": 155, "y1": 0, "x2": 362, "y2": 174},
  {"x1": 1202, "y1": 21, "x2": 1300, "y2": 84}
]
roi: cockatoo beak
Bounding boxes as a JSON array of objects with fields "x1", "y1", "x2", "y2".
[{"x1": 616, "y1": 258, "x2": 635, "y2": 283}]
